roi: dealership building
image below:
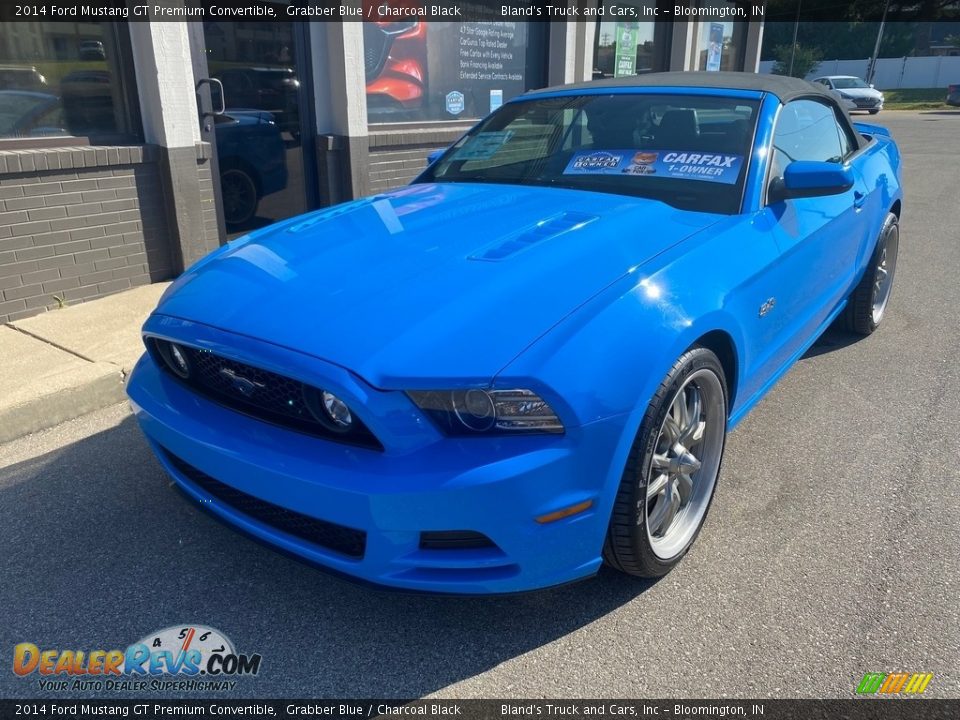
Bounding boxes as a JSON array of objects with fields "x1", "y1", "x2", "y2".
[{"x1": 0, "y1": 3, "x2": 764, "y2": 323}]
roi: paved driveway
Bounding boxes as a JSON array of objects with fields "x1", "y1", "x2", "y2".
[{"x1": 1, "y1": 111, "x2": 958, "y2": 700}]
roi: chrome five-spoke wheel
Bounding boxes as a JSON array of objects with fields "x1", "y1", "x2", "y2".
[
  {"x1": 871, "y1": 229, "x2": 899, "y2": 325},
  {"x1": 604, "y1": 347, "x2": 729, "y2": 578},
  {"x1": 646, "y1": 368, "x2": 726, "y2": 560},
  {"x1": 848, "y1": 212, "x2": 899, "y2": 336}
]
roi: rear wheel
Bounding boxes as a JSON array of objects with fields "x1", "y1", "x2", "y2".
[
  {"x1": 847, "y1": 212, "x2": 899, "y2": 335},
  {"x1": 603, "y1": 347, "x2": 728, "y2": 578}
]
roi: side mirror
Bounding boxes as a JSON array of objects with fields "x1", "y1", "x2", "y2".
[
  {"x1": 771, "y1": 160, "x2": 854, "y2": 201},
  {"x1": 869, "y1": 83, "x2": 875, "y2": 89},
  {"x1": 427, "y1": 149, "x2": 445, "y2": 165}
]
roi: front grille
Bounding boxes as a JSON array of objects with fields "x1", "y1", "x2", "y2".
[
  {"x1": 363, "y1": 24, "x2": 392, "y2": 80},
  {"x1": 148, "y1": 338, "x2": 382, "y2": 451},
  {"x1": 162, "y1": 448, "x2": 367, "y2": 559}
]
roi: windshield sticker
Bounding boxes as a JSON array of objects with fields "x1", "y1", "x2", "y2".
[
  {"x1": 563, "y1": 150, "x2": 744, "y2": 184},
  {"x1": 453, "y1": 131, "x2": 514, "y2": 160}
]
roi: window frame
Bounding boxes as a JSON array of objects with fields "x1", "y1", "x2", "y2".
[
  {"x1": 762, "y1": 95, "x2": 869, "y2": 208},
  {"x1": 0, "y1": 23, "x2": 143, "y2": 149}
]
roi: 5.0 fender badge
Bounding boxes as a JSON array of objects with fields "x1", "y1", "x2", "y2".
[{"x1": 759, "y1": 297, "x2": 776, "y2": 318}]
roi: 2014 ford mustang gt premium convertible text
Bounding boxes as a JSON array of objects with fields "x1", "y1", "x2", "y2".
[{"x1": 127, "y1": 72, "x2": 903, "y2": 594}]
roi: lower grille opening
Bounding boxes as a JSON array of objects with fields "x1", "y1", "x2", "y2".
[
  {"x1": 419, "y1": 530, "x2": 497, "y2": 551},
  {"x1": 161, "y1": 448, "x2": 367, "y2": 559}
]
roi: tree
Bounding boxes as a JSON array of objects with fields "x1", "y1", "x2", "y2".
[{"x1": 771, "y1": 44, "x2": 824, "y2": 78}]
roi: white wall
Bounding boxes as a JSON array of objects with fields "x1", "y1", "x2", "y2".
[{"x1": 758, "y1": 56, "x2": 960, "y2": 89}]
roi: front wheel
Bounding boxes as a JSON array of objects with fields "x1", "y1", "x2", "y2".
[
  {"x1": 603, "y1": 347, "x2": 728, "y2": 578},
  {"x1": 220, "y1": 166, "x2": 260, "y2": 227},
  {"x1": 869, "y1": 109, "x2": 881, "y2": 115},
  {"x1": 846, "y1": 212, "x2": 899, "y2": 335}
]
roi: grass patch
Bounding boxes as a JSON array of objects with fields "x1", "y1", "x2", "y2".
[
  {"x1": 881, "y1": 88, "x2": 946, "y2": 103},
  {"x1": 880, "y1": 87, "x2": 955, "y2": 110}
]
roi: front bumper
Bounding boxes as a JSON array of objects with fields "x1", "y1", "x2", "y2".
[
  {"x1": 127, "y1": 324, "x2": 628, "y2": 594},
  {"x1": 840, "y1": 96, "x2": 883, "y2": 111}
]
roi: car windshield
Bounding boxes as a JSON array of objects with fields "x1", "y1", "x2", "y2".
[
  {"x1": 832, "y1": 77, "x2": 869, "y2": 89},
  {"x1": 418, "y1": 93, "x2": 759, "y2": 214}
]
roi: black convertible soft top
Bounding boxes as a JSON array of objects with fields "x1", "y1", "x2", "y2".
[
  {"x1": 527, "y1": 71, "x2": 866, "y2": 151},
  {"x1": 533, "y1": 71, "x2": 836, "y2": 104}
]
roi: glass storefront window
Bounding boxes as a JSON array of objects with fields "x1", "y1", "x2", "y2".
[
  {"x1": 203, "y1": 19, "x2": 310, "y2": 237},
  {"x1": 364, "y1": 21, "x2": 547, "y2": 124},
  {"x1": 0, "y1": 22, "x2": 137, "y2": 141},
  {"x1": 695, "y1": 6, "x2": 748, "y2": 72},
  {"x1": 593, "y1": 6, "x2": 670, "y2": 81}
]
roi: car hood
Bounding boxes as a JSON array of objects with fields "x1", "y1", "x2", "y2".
[{"x1": 156, "y1": 183, "x2": 722, "y2": 387}]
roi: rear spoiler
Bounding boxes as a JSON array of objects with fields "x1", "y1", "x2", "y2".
[{"x1": 853, "y1": 122, "x2": 891, "y2": 138}]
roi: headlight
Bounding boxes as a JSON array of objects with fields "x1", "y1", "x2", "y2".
[
  {"x1": 303, "y1": 388, "x2": 354, "y2": 433},
  {"x1": 408, "y1": 389, "x2": 564, "y2": 436},
  {"x1": 155, "y1": 340, "x2": 192, "y2": 379}
]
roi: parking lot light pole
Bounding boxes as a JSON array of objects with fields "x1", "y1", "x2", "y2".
[
  {"x1": 867, "y1": 0, "x2": 891, "y2": 85},
  {"x1": 788, "y1": 0, "x2": 802, "y2": 77}
]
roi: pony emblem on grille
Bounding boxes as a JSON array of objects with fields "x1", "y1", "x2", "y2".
[{"x1": 219, "y1": 367, "x2": 266, "y2": 397}]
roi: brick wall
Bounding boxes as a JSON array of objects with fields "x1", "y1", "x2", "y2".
[
  {"x1": 366, "y1": 126, "x2": 470, "y2": 195},
  {"x1": 0, "y1": 146, "x2": 173, "y2": 324},
  {"x1": 368, "y1": 145, "x2": 438, "y2": 195},
  {"x1": 195, "y1": 142, "x2": 222, "y2": 251}
]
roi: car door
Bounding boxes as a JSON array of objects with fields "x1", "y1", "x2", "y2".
[{"x1": 754, "y1": 98, "x2": 871, "y2": 377}]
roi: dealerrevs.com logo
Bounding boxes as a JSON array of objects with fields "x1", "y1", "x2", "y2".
[{"x1": 13, "y1": 625, "x2": 262, "y2": 692}]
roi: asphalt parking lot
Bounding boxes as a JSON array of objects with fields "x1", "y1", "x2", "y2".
[{"x1": 1, "y1": 111, "x2": 958, "y2": 700}]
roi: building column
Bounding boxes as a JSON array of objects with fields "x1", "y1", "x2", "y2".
[
  {"x1": 129, "y1": 16, "x2": 216, "y2": 272},
  {"x1": 311, "y1": 18, "x2": 369, "y2": 205},
  {"x1": 548, "y1": 2, "x2": 598, "y2": 85},
  {"x1": 670, "y1": 21, "x2": 699, "y2": 71},
  {"x1": 743, "y1": 21, "x2": 764, "y2": 73}
]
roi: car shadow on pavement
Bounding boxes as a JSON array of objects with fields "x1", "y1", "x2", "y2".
[
  {"x1": 0, "y1": 415, "x2": 658, "y2": 699},
  {"x1": 801, "y1": 324, "x2": 865, "y2": 360}
]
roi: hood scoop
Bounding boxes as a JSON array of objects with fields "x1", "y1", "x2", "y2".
[
  {"x1": 470, "y1": 211, "x2": 599, "y2": 262},
  {"x1": 285, "y1": 197, "x2": 379, "y2": 234}
]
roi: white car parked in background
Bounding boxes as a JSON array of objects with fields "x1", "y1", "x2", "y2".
[{"x1": 812, "y1": 75, "x2": 884, "y2": 114}]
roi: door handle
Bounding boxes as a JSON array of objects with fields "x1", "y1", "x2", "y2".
[
  {"x1": 853, "y1": 190, "x2": 866, "y2": 209},
  {"x1": 196, "y1": 78, "x2": 225, "y2": 116}
]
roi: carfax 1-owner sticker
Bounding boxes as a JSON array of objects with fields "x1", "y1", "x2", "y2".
[{"x1": 564, "y1": 149, "x2": 744, "y2": 184}]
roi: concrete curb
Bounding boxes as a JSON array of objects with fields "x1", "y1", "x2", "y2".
[
  {"x1": 1, "y1": 283, "x2": 168, "y2": 445},
  {"x1": 0, "y1": 365, "x2": 127, "y2": 445}
]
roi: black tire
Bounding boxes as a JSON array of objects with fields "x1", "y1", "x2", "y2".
[
  {"x1": 869, "y1": 109, "x2": 880, "y2": 115},
  {"x1": 220, "y1": 163, "x2": 260, "y2": 227},
  {"x1": 603, "y1": 347, "x2": 728, "y2": 578},
  {"x1": 846, "y1": 212, "x2": 899, "y2": 335}
]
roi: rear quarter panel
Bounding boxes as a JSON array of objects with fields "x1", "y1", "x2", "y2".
[{"x1": 851, "y1": 131, "x2": 903, "y2": 277}]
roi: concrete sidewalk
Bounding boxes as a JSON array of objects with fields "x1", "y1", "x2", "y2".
[{"x1": 0, "y1": 283, "x2": 169, "y2": 444}]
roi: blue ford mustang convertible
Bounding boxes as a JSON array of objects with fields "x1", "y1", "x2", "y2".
[{"x1": 128, "y1": 73, "x2": 902, "y2": 594}]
